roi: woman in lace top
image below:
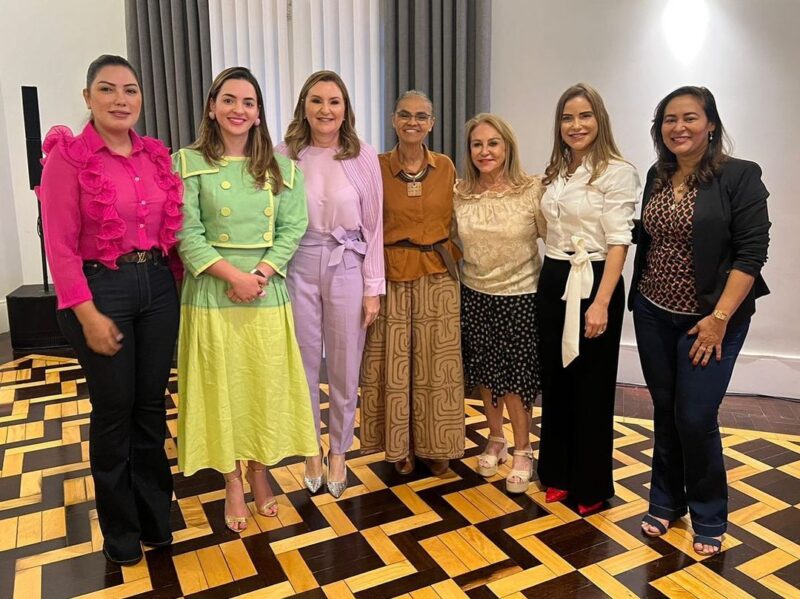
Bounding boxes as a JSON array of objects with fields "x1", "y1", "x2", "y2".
[{"x1": 453, "y1": 113, "x2": 545, "y2": 495}]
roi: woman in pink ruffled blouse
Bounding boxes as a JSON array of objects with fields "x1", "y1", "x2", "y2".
[{"x1": 38, "y1": 55, "x2": 183, "y2": 566}]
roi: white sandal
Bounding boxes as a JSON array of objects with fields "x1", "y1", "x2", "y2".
[
  {"x1": 477, "y1": 435, "x2": 508, "y2": 477},
  {"x1": 505, "y1": 448, "x2": 534, "y2": 494}
]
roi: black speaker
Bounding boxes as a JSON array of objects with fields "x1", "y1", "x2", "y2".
[
  {"x1": 4, "y1": 86, "x2": 70, "y2": 353},
  {"x1": 6, "y1": 285, "x2": 68, "y2": 351}
]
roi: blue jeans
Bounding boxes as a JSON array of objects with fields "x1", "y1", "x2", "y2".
[
  {"x1": 58, "y1": 257, "x2": 178, "y2": 560},
  {"x1": 632, "y1": 293, "x2": 749, "y2": 536}
]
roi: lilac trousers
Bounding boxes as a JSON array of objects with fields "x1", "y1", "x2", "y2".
[{"x1": 287, "y1": 228, "x2": 366, "y2": 454}]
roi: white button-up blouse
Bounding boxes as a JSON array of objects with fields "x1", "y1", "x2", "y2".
[{"x1": 540, "y1": 159, "x2": 640, "y2": 258}]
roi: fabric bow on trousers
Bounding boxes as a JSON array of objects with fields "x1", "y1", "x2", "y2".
[
  {"x1": 550, "y1": 235, "x2": 604, "y2": 366},
  {"x1": 287, "y1": 226, "x2": 367, "y2": 454}
]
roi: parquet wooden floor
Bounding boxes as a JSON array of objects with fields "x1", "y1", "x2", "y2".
[{"x1": 1, "y1": 355, "x2": 800, "y2": 598}]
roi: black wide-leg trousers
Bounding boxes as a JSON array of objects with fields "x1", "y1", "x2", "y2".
[
  {"x1": 536, "y1": 257, "x2": 625, "y2": 505},
  {"x1": 58, "y1": 258, "x2": 178, "y2": 560}
]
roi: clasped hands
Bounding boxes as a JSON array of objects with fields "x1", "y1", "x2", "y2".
[{"x1": 226, "y1": 263, "x2": 275, "y2": 304}]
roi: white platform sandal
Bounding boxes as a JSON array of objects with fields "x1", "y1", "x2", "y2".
[
  {"x1": 477, "y1": 435, "x2": 508, "y2": 477},
  {"x1": 505, "y1": 447, "x2": 534, "y2": 494}
]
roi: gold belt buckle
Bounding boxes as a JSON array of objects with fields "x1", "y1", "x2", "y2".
[{"x1": 136, "y1": 250, "x2": 148, "y2": 263}]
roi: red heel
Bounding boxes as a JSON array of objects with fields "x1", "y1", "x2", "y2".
[
  {"x1": 545, "y1": 487, "x2": 568, "y2": 503},
  {"x1": 578, "y1": 501, "x2": 604, "y2": 516}
]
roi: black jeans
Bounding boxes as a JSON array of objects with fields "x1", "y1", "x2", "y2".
[
  {"x1": 632, "y1": 292, "x2": 749, "y2": 536},
  {"x1": 58, "y1": 258, "x2": 178, "y2": 559},
  {"x1": 536, "y1": 258, "x2": 625, "y2": 505}
]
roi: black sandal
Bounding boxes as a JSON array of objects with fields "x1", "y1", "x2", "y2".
[
  {"x1": 641, "y1": 514, "x2": 669, "y2": 538},
  {"x1": 693, "y1": 535, "x2": 722, "y2": 555}
]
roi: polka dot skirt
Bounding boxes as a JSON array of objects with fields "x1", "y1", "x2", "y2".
[{"x1": 460, "y1": 284, "x2": 541, "y2": 410}]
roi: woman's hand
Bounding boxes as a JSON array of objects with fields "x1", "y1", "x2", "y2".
[
  {"x1": 255, "y1": 262, "x2": 277, "y2": 282},
  {"x1": 584, "y1": 301, "x2": 609, "y2": 338},
  {"x1": 688, "y1": 315, "x2": 727, "y2": 366},
  {"x1": 226, "y1": 271, "x2": 267, "y2": 304},
  {"x1": 363, "y1": 295, "x2": 380, "y2": 328},
  {"x1": 80, "y1": 311, "x2": 123, "y2": 356}
]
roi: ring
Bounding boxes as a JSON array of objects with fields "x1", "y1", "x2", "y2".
[
  {"x1": 599, "y1": 329, "x2": 606, "y2": 333},
  {"x1": 699, "y1": 346, "x2": 706, "y2": 352},
  {"x1": 705, "y1": 347, "x2": 713, "y2": 352}
]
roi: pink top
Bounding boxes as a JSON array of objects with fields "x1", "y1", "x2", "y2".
[
  {"x1": 276, "y1": 140, "x2": 385, "y2": 296},
  {"x1": 301, "y1": 146, "x2": 361, "y2": 231},
  {"x1": 39, "y1": 122, "x2": 183, "y2": 309}
]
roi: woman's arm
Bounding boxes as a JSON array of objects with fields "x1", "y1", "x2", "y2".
[
  {"x1": 584, "y1": 245, "x2": 627, "y2": 338},
  {"x1": 257, "y1": 164, "x2": 309, "y2": 278},
  {"x1": 585, "y1": 164, "x2": 640, "y2": 337},
  {"x1": 688, "y1": 161, "x2": 770, "y2": 366}
]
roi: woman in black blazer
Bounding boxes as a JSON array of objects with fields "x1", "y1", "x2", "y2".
[{"x1": 629, "y1": 86, "x2": 770, "y2": 556}]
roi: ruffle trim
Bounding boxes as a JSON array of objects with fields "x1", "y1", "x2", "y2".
[
  {"x1": 41, "y1": 126, "x2": 182, "y2": 267},
  {"x1": 455, "y1": 176, "x2": 541, "y2": 201},
  {"x1": 141, "y1": 136, "x2": 183, "y2": 253}
]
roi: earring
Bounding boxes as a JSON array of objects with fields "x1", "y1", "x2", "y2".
[
  {"x1": 209, "y1": 112, "x2": 215, "y2": 120},
  {"x1": 708, "y1": 131, "x2": 714, "y2": 142},
  {"x1": 254, "y1": 118, "x2": 261, "y2": 127}
]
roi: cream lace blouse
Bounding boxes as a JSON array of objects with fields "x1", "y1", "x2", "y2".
[{"x1": 453, "y1": 177, "x2": 545, "y2": 295}]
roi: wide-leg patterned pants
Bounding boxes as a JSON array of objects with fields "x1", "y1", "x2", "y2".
[{"x1": 360, "y1": 272, "x2": 464, "y2": 461}]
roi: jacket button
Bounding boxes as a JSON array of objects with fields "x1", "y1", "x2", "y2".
[
  {"x1": 262, "y1": 232, "x2": 272, "y2": 242},
  {"x1": 263, "y1": 207, "x2": 273, "y2": 217},
  {"x1": 218, "y1": 233, "x2": 230, "y2": 242},
  {"x1": 220, "y1": 181, "x2": 232, "y2": 190},
  {"x1": 220, "y1": 207, "x2": 232, "y2": 217}
]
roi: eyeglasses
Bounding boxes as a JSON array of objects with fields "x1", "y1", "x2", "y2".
[{"x1": 395, "y1": 111, "x2": 433, "y2": 123}]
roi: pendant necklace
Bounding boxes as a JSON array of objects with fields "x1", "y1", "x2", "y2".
[{"x1": 398, "y1": 165, "x2": 429, "y2": 197}]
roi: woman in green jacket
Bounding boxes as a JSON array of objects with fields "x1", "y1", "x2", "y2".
[{"x1": 174, "y1": 67, "x2": 317, "y2": 533}]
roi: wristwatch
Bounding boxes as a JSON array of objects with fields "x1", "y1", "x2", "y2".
[{"x1": 712, "y1": 309, "x2": 728, "y2": 322}]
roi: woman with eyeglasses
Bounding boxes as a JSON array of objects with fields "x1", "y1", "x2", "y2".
[{"x1": 361, "y1": 91, "x2": 464, "y2": 476}]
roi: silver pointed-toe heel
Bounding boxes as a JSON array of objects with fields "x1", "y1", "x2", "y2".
[
  {"x1": 325, "y1": 454, "x2": 348, "y2": 499},
  {"x1": 303, "y1": 472, "x2": 323, "y2": 494},
  {"x1": 303, "y1": 451, "x2": 324, "y2": 494}
]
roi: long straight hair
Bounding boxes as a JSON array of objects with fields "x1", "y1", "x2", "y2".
[
  {"x1": 282, "y1": 70, "x2": 361, "y2": 160},
  {"x1": 542, "y1": 83, "x2": 623, "y2": 186},
  {"x1": 460, "y1": 113, "x2": 530, "y2": 194},
  {"x1": 650, "y1": 85, "x2": 729, "y2": 193},
  {"x1": 190, "y1": 66, "x2": 283, "y2": 191}
]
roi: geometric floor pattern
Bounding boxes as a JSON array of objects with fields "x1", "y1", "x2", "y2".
[{"x1": 2, "y1": 355, "x2": 800, "y2": 598}]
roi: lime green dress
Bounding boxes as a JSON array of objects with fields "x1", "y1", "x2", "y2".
[{"x1": 174, "y1": 149, "x2": 318, "y2": 476}]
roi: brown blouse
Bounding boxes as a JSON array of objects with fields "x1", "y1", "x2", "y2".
[
  {"x1": 380, "y1": 146, "x2": 461, "y2": 281},
  {"x1": 638, "y1": 183, "x2": 700, "y2": 313}
]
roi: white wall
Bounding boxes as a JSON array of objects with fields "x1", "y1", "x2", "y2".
[
  {"x1": 492, "y1": 0, "x2": 800, "y2": 398},
  {"x1": 0, "y1": 0, "x2": 126, "y2": 332}
]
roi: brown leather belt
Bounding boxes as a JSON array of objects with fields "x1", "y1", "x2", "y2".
[{"x1": 384, "y1": 239, "x2": 459, "y2": 281}]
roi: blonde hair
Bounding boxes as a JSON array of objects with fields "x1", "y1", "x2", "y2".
[
  {"x1": 283, "y1": 70, "x2": 361, "y2": 160},
  {"x1": 191, "y1": 66, "x2": 283, "y2": 192},
  {"x1": 460, "y1": 113, "x2": 530, "y2": 194},
  {"x1": 542, "y1": 83, "x2": 623, "y2": 186}
]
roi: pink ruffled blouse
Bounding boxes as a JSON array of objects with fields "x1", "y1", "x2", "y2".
[{"x1": 39, "y1": 122, "x2": 183, "y2": 309}]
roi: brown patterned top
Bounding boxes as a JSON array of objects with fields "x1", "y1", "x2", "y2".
[{"x1": 638, "y1": 183, "x2": 700, "y2": 313}]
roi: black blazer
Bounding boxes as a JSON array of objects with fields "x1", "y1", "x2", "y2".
[{"x1": 628, "y1": 158, "x2": 771, "y2": 326}]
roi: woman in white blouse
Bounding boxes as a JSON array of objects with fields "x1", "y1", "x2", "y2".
[
  {"x1": 453, "y1": 113, "x2": 545, "y2": 494},
  {"x1": 536, "y1": 83, "x2": 640, "y2": 515}
]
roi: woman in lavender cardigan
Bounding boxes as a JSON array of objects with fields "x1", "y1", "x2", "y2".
[{"x1": 277, "y1": 71, "x2": 384, "y2": 498}]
